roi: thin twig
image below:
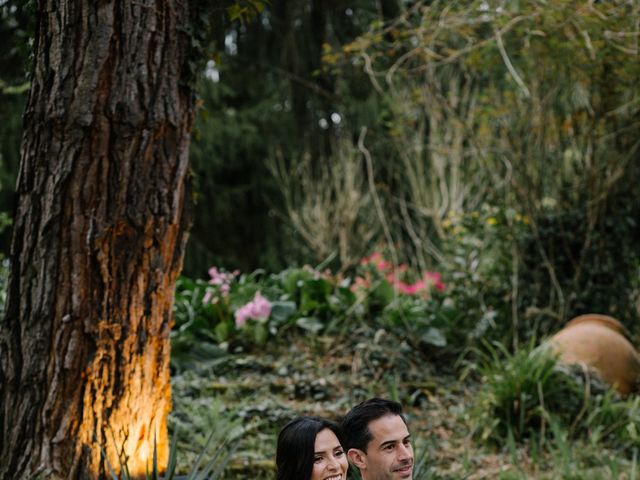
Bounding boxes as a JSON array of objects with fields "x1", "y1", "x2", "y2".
[
  {"x1": 358, "y1": 127, "x2": 399, "y2": 268},
  {"x1": 494, "y1": 25, "x2": 530, "y2": 98}
]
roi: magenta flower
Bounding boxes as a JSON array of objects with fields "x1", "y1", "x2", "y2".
[
  {"x1": 423, "y1": 271, "x2": 445, "y2": 292},
  {"x1": 376, "y1": 260, "x2": 391, "y2": 271},
  {"x1": 402, "y1": 280, "x2": 425, "y2": 295},
  {"x1": 234, "y1": 292, "x2": 272, "y2": 328}
]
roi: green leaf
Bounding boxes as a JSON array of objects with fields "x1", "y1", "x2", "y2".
[
  {"x1": 248, "y1": 0, "x2": 267, "y2": 13},
  {"x1": 214, "y1": 321, "x2": 231, "y2": 341},
  {"x1": 300, "y1": 278, "x2": 332, "y2": 313},
  {"x1": 296, "y1": 316, "x2": 324, "y2": 334},
  {"x1": 253, "y1": 323, "x2": 268, "y2": 345},
  {"x1": 226, "y1": 4, "x2": 245, "y2": 22},
  {"x1": 421, "y1": 327, "x2": 447, "y2": 347},
  {"x1": 270, "y1": 301, "x2": 297, "y2": 323},
  {"x1": 281, "y1": 268, "x2": 313, "y2": 295},
  {"x1": 370, "y1": 279, "x2": 394, "y2": 308}
]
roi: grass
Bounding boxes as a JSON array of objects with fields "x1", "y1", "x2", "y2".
[{"x1": 166, "y1": 328, "x2": 640, "y2": 479}]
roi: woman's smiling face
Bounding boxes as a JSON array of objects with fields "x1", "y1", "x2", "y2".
[{"x1": 310, "y1": 428, "x2": 349, "y2": 480}]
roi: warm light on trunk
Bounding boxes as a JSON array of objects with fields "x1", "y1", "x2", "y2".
[{"x1": 0, "y1": 2, "x2": 194, "y2": 478}]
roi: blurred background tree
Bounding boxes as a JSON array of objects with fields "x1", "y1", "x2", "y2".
[
  {"x1": 185, "y1": 0, "x2": 398, "y2": 275},
  {"x1": 0, "y1": 0, "x2": 33, "y2": 244}
]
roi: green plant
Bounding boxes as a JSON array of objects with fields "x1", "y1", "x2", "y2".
[
  {"x1": 471, "y1": 341, "x2": 589, "y2": 444},
  {"x1": 472, "y1": 339, "x2": 640, "y2": 460},
  {"x1": 172, "y1": 255, "x2": 450, "y2": 354},
  {"x1": 438, "y1": 205, "x2": 530, "y2": 350},
  {"x1": 100, "y1": 426, "x2": 236, "y2": 480}
]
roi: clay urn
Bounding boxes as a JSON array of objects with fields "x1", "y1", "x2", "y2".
[{"x1": 547, "y1": 313, "x2": 640, "y2": 395}]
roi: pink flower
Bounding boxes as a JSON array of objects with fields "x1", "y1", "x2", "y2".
[
  {"x1": 203, "y1": 291, "x2": 219, "y2": 304},
  {"x1": 350, "y1": 276, "x2": 370, "y2": 292},
  {"x1": 423, "y1": 271, "x2": 445, "y2": 292},
  {"x1": 360, "y1": 252, "x2": 382, "y2": 266},
  {"x1": 403, "y1": 280, "x2": 425, "y2": 295},
  {"x1": 234, "y1": 292, "x2": 272, "y2": 328},
  {"x1": 205, "y1": 265, "x2": 238, "y2": 300},
  {"x1": 235, "y1": 309, "x2": 249, "y2": 328},
  {"x1": 203, "y1": 290, "x2": 213, "y2": 304},
  {"x1": 376, "y1": 260, "x2": 391, "y2": 271}
]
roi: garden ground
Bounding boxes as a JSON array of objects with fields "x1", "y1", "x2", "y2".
[{"x1": 170, "y1": 329, "x2": 640, "y2": 479}]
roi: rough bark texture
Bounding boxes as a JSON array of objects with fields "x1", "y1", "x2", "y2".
[{"x1": 0, "y1": 1, "x2": 194, "y2": 478}]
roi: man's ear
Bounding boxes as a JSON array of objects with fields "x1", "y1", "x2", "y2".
[{"x1": 347, "y1": 448, "x2": 367, "y2": 469}]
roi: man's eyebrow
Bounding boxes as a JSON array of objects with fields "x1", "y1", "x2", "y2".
[
  {"x1": 379, "y1": 434, "x2": 411, "y2": 449},
  {"x1": 378, "y1": 439, "x2": 397, "y2": 449}
]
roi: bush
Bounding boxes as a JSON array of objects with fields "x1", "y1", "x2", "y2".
[
  {"x1": 438, "y1": 205, "x2": 530, "y2": 349},
  {"x1": 172, "y1": 254, "x2": 449, "y2": 357},
  {"x1": 520, "y1": 197, "x2": 640, "y2": 335},
  {"x1": 471, "y1": 341, "x2": 640, "y2": 453}
]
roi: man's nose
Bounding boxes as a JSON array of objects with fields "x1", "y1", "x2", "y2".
[{"x1": 398, "y1": 443, "x2": 412, "y2": 460}]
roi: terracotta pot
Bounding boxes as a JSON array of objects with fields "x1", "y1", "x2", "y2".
[{"x1": 547, "y1": 314, "x2": 640, "y2": 395}]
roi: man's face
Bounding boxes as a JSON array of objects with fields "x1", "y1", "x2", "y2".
[{"x1": 348, "y1": 414, "x2": 413, "y2": 480}]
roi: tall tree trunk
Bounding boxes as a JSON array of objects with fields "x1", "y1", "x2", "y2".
[{"x1": 0, "y1": 1, "x2": 195, "y2": 478}]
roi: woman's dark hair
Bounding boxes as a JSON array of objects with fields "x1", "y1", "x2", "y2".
[{"x1": 276, "y1": 416, "x2": 345, "y2": 480}]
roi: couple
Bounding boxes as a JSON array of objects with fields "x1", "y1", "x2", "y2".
[{"x1": 276, "y1": 397, "x2": 413, "y2": 480}]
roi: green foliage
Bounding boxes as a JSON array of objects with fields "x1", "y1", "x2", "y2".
[
  {"x1": 472, "y1": 341, "x2": 640, "y2": 455},
  {"x1": 330, "y1": 0, "x2": 640, "y2": 339},
  {"x1": 172, "y1": 254, "x2": 449, "y2": 359},
  {"x1": 172, "y1": 266, "x2": 347, "y2": 354},
  {"x1": 226, "y1": 0, "x2": 268, "y2": 24},
  {"x1": 183, "y1": 0, "x2": 392, "y2": 275},
  {"x1": 100, "y1": 424, "x2": 236, "y2": 480},
  {"x1": 0, "y1": 1, "x2": 32, "y2": 254},
  {"x1": 471, "y1": 342, "x2": 585, "y2": 444},
  {"x1": 437, "y1": 205, "x2": 530, "y2": 348},
  {"x1": 520, "y1": 190, "x2": 640, "y2": 333}
]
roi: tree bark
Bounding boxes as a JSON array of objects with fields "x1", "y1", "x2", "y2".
[{"x1": 0, "y1": 1, "x2": 194, "y2": 478}]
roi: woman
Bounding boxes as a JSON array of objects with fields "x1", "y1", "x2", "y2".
[{"x1": 276, "y1": 415, "x2": 349, "y2": 480}]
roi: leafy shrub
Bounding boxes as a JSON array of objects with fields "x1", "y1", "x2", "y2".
[
  {"x1": 471, "y1": 342, "x2": 585, "y2": 444},
  {"x1": 172, "y1": 253, "x2": 449, "y2": 354},
  {"x1": 436, "y1": 199, "x2": 640, "y2": 351},
  {"x1": 472, "y1": 341, "x2": 640, "y2": 453},
  {"x1": 519, "y1": 196, "x2": 640, "y2": 336},
  {"x1": 438, "y1": 205, "x2": 530, "y2": 349},
  {"x1": 172, "y1": 265, "x2": 348, "y2": 353}
]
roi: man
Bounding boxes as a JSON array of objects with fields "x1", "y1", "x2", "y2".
[{"x1": 341, "y1": 398, "x2": 414, "y2": 479}]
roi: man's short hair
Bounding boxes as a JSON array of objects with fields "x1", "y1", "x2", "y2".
[{"x1": 341, "y1": 397, "x2": 406, "y2": 452}]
